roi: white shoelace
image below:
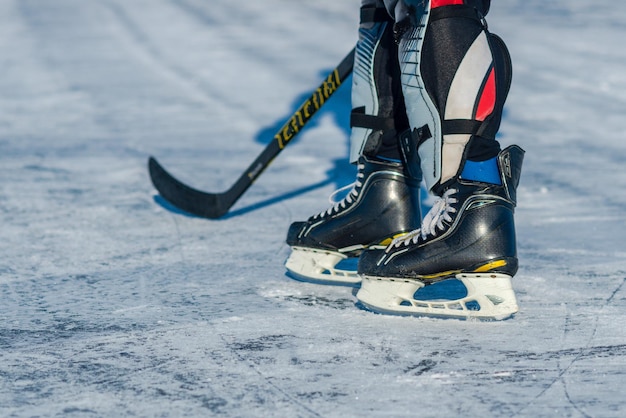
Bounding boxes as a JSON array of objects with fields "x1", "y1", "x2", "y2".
[
  {"x1": 314, "y1": 163, "x2": 365, "y2": 219},
  {"x1": 389, "y1": 188, "x2": 458, "y2": 250}
]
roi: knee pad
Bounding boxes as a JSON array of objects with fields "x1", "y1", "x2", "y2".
[{"x1": 398, "y1": 0, "x2": 511, "y2": 193}]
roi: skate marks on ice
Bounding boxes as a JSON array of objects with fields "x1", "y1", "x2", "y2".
[
  {"x1": 212, "y1": 311, "x2": 543, "y2": 416},
  {"x1": 1, "y1": 325, "x2": 315, "y2": 416},
  {"x1": 209, "y1": 319, "x2": 421, "y2": 414},
  {"x1": 98, "y1": 0, "x2": 228, "y2": 109},
  {"x1": 3, "y1": 260, "x2": 625, "y2": 415},
  {"x1": 258, "y1": 270, "x2": 626, "y2": 415},
  {"x1": 217, "y1": 332, "x2": 327, "y2": 417},
  {"x1": 259, "y1": 281, "x2": 356, "y2": 311},
  {"x1": 0, "y1": 270, "x2": 322, "y2": 416},
  {"x1": 510, "y1": 271, "x2": 626, "y2": 417}
]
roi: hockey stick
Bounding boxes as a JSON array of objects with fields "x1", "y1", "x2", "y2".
[{"x1": 148, "y1": 48, "x2": 355, "y2": 219}]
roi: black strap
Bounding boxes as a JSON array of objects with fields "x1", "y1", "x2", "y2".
[
  {"x1": 360, "y1": 6, "x2": 392, "y2": 24},
  {"x1": 443, "y1": 119, "x2": 494, "y2": 140},
  {"x1": 429, "y1": 5, "x2": 483, "y2": 25},
  {"x1": 350, "y1": 107, "x2": 396, "y2": 131},
  {"x1": 353, "y1": 113, "x2": 494, "y2": 140},
  {"x1": 414, "y1": 124, "x2": 432, "y2": 147}
]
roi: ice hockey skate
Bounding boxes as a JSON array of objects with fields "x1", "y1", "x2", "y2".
[
  {"x1": 285, "y1": 4, "x2": 424, "y2": 286},
  {"x1": 357, "y1": 145, "x2": 524, "y2": 320},
  {"x1": 285, "y1": 156, "x2": 421, "y2": 286},
  {"x1": 354, "y1": 0, "x2": 521, "y2": 318}
]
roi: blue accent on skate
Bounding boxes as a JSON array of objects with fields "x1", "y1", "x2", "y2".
[
  {"x1": 461, "y1": 157, "x2": 502, "y2": 185},
  {"x1": 413, "y1": 279, "x2": 468, "y2": 301}
]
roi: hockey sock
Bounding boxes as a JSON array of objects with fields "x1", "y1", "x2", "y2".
[{"x1": 460, "y1": 157, "x2": 501, "y2": 185}]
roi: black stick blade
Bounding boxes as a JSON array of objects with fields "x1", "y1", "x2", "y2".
[{"x1": 148, "y1": 157, "x2": 230, "y2": 219}]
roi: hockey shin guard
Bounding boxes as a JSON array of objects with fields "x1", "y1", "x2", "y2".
[
  {"x1": 397, "y1": 0, "x2": 512, "y2": 193},
  {"x1": 349, "y1": 3, "x2": 410, "y2": 165}
]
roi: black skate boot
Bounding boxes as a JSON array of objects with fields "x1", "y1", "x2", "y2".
[
  {"x1": 285, "y1": 155, "x2": 421, "y2": 286},
  {"x1": 356, "y1": 145, "x2": 524, "y2": 319}
]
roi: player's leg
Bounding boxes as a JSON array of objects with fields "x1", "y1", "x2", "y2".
[
  {"x1": 285, "y1": 0, "x2": 422, "y2": 286},
  {"x1": 357, "y1": 0, "x2": 524, "y2": 319}
]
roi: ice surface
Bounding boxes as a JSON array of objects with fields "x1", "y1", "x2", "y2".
[{"x1": 1, "y1": 0, "x2": 625, "y2": 416}]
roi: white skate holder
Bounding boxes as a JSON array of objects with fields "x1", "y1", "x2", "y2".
[
  {"x1": 285, "y1": 247, "x2": 361, "y2": 286},
  {"x1": 357, "y1": 273, "x2": 519, "y2": 320}
]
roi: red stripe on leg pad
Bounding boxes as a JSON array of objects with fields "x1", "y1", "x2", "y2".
[
  {"x1": 431, "y1": 0, "x2": 464, "y2": 8},
  {"x1": 475, "y1": 68, "x2": 496, "y2": 121}
]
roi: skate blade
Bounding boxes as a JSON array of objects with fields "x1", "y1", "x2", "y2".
[
  {"x1": 356, "y1": 273, "x2": 518, "y2": 320},
  {"x1": 285, "y1": 247, "x2": 361, "y2": 287}
]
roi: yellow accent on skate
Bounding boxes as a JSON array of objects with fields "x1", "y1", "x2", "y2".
[
  {"x1": 420, "y1": 270, "x2": 462, "y2": 280},
  {"x1": 415, "y1": 260, "x2": 508, "y2": 281},
  {"x1": 473, "y1": 259, "x2": 508, "y2": 273},
  {"x1": 378, "y1": 232, "x2": 411, "y2": 246}
]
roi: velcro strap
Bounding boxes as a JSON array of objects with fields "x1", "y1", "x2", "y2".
[
  {"x1": 429, "y1": 5, "x2": 483, "y2": 24},
  {"x1": 443, "y1": 119, "x2": 494, "y2": 140},
  {"x1": 360, "y1": 6, "x2": 392, "y2": 24},
  {"x1": 350, "y1": 107, "x2": 396, "y2": 131},
  {"x1": 414, "y1": 124, "x2": 433, "y2": 146}
]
